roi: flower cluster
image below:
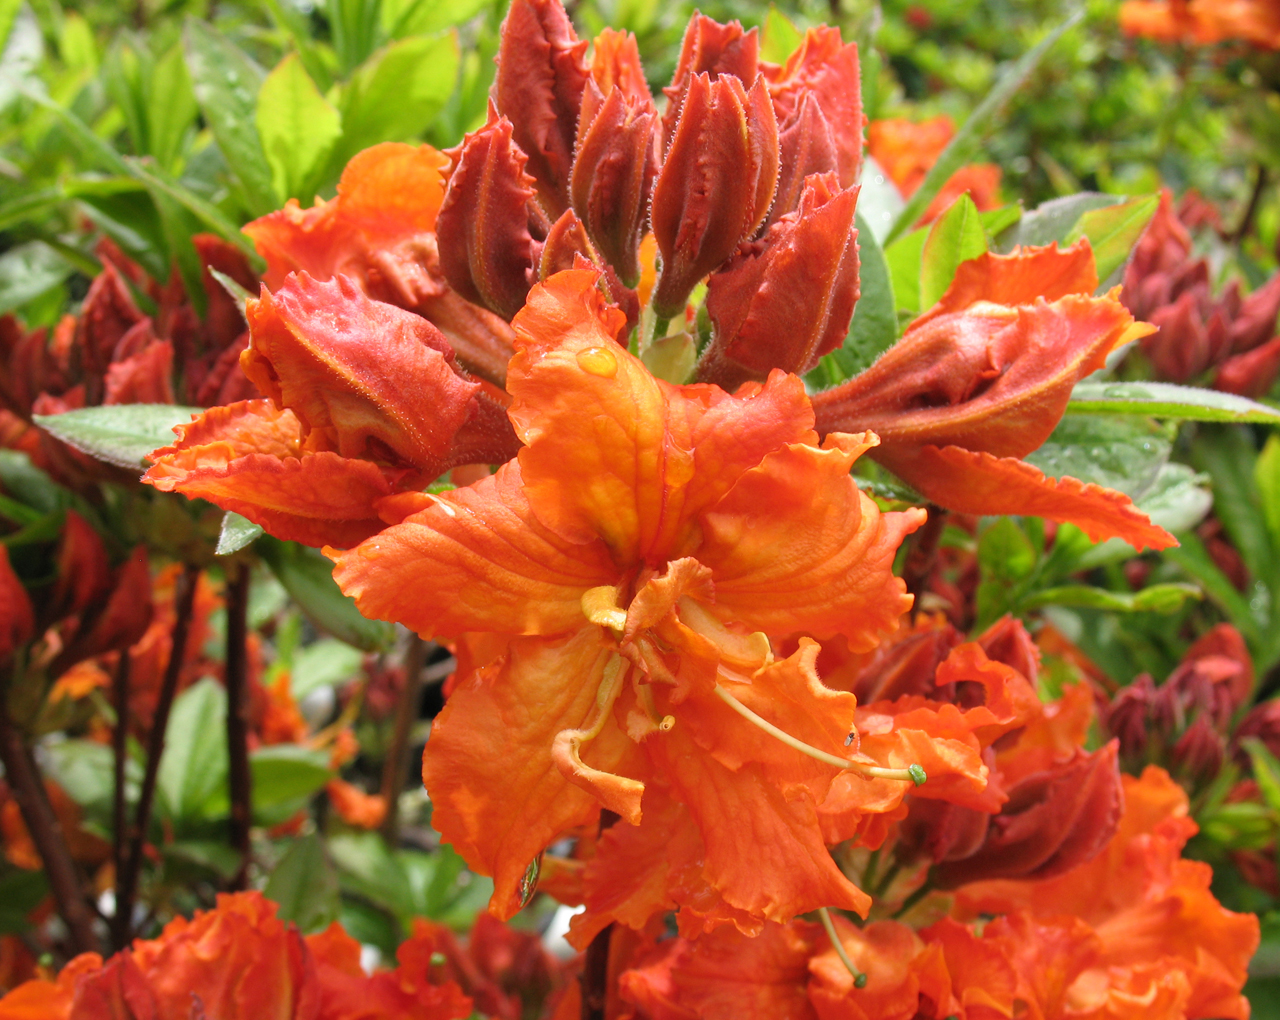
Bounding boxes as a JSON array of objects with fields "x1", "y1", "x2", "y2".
[{"x1": 1121, "y1": 0, "x2": 1280, "y2": 50}]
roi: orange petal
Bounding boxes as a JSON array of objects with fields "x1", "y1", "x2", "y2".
[
  {"x1": 144, "y1": 400, "x2": 400, "y2": 549},
  {"x1": 331, "y1": 463, "x2": 616, "y2": 637},
  {"x1": 508, "y1": 270, "x2": 817, "y2": 563},
  {"x1": 697, "y1": 433, "x2": 923, "y2": 649},
  {"x1": 420, "y1": 629, "x2": 640, "y2": 919},
  {"x1": 875, "y1": 444, "x2": 1176, "y2": 550}
]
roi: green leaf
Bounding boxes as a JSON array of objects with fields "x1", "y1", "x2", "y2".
[
  {"x1": 1003, "y1": 192, "x2": 1123, "y2": 250},
  {"x1": 919, "y1": 193, "x2": 987, "y2": 311},
  {"x1": 760, "y1": 5, "x2": 804, "y2": 64},
  {"x1": 217, "y1": 512, "x2": 264, "y2": 556},
  {"x1": 329, "y1": 0, "x2": 383, "y2": 74},
  {"x1": 0, "y1": 242, "x2": 73, "y2": 315},
  {"x1": 33, "y1": 405, "x2": 202, "y2": 471},
  {"x1": 43, "y1": 740, "x2": 140, "y2": 814},
  {"x1": 336, "y1": 33, "x2": 460, "y2": 163},
  {"x1": 292, "y1": 638, "x2": 365, "y2": 699},
  {"x1": 1068, "y1": 382, "x2": 1280, "y2": 424},
  {"x1": 0, "y1": 0, "x2": 22, "y2": 54},
  {"x1": 1064, "y1": 194, "x2": 1157, "y2": 284},
  {"x1": 1164, "y1": 532, "x2": 1263, "y2": 646},
  {"x1": 329, "y1": 832, "x2": 413, "y2": 915},
  {"x1": 157, "y1": 678, "x2": 229, "y2": 824},
  {"x1": 884, "y1": 9, "x2": 1083, "y2": 246},
  {"x1": 258, "y1": 537, "x2": 397, "y2": 652},
  {"x1": 1191, "y1": 425, "x2": 1275, "y2": 587},
  {"x1": 979, "y1": 204, "x2": 1022, "y2": 244},
  {"x1": 183, "y1": 18, "x2": 276, "y2": 217},
  {"x1": 264, "y1": 833, "x2": 342, "y2": 934},
  {"x1": 383, "y1": 0, "x2": 489, "y2": 36},
  {"x1": 147, "y1": 43, "x2": 198, "y2": 171},
  {"x1": 1255, "y1": 434, "x2": 1280, "y2": 552},
  {"x1": 0, "y1": 869, "x2": 48, "y2": 935},
  {"x1": 1024, "y1": 582, "x2": 1201, "y2": 613},
  {"x1": 203, "y1": 745, "x2": 332, "y2": 821},
  {"x1": 884, "y1": 226, "x2": 928, "y2": 317},
  {"x1": 1242, "y1": 738, "x2": 1280, "y2": 814},
  {"x1": 257, "y1": 54, "x2": 342, "y2": 204},
  {"x1": 807, "y1": 208, "x2": 897, "y2": 386},
  {"x1": 122, "y1": 158, "x2": 260, "y2": 261},
  {"x1": 1025, "y1": 414, "x2": 1173, "y2": 500}
]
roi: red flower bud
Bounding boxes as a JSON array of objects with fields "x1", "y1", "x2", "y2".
[
  {"x1": 976, "y1": 615, "x2": 1041, "y2": 686},
  {"x1": 661, "y1": 14, "x2": 760, "y2": 146},
  {"x1": 1143, "y1": 290, "x2": 1211, "y2": 381},
  {"x1": 1171, "y1": 716, "x2": 1225, "y2": 784},
  {"x1": 1227, "y1": 272, "x2": 1280, "y2": 355},
  {"x1": 588, "y1": 28, "x2": 652, "y2": 106},
  {"x1": 436, "y1": 109, "x2": 540, "y2": 321},
  {"x1": 48, "y1": 511, "x2": 112, "y2": 623},
  {"x1": 75, "y1": 263, "x2": 146, "y2": 400},
  {"x1": 538, "y1": 209, "x2": 597, "y2": 279},
  {"x1": 1105, "y1": 673, "x2": 1156, "y2": 761},
  {"x1": 933, "y1": 741, "x2": 1124, "y2": 887},
  {"x1": 570, "y1": 82, "x2": 658, "y2": 288},
  {"x1": 50, "y1": 546, "x2": 154, "y2": 679},
  {"x1": 700, "y1": 173, "x2": 859, "y2": 389},
  {"x1": 650, "y1": 73, "x2": 779, "y2": 320},
  {"x1": 770, "y1": 92, "x2": 839, "y2": 223},
  {"x1": 0, "y1": 545, "x2": 35, "y2": 662},
  {"x1": 492, "y1": 0, "x2": 589, "y2": 217},
  {"x1": 1217, "y1": 336, "x2": 1280, "y2": 398}
]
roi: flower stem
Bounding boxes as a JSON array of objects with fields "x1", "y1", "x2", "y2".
[
  {"x1": 224, "y1": 563, "x2": 252, "y2": 888},
  {"x1": 818, "y1": 907, "x2": 867, "y2": 989},
  {"x1": 380, "y1": 635, "x2": 428, "y2": 843}
]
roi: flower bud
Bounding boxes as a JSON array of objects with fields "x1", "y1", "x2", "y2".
[
  {"x1": 1216, "y1": 336, "x2": 1280, "y2": 399},
  {"x1": 48, "y1": 511, "x2": 112, "y2": 622},
  {"x1": 588, "y1": 28, "x2": 652, "y2": 106},
  {"x1": 700, "y1": 173, "x2": 858, "y2": 389},
  {"x1": 1228, "y1": 272, "x2": 1280, "y2": 355},
  {"x1": 50, "y1": 547, "x2": 154, "y2": 679},
  {"x1": 769, "y1": 92, "x2": 839, "y2": 223},
  {"x1": 976, "y1": 615, "x2": 1041, "y2": 686},
  {"x1": 0, "y1": 545, "x2": 35, "y2": 662},
  {"x1": 436, "y1": 109, "x2": 540, "y2": 321},
  {"x1": 538, "y1": 209, "x2": 597, "y2": 279},
  {"x1": 1171, "y1": 716, "x2": 1226, "y2": 785},
  {"x1": 1143, "y1": 290, "x2": 1211, "y2": 381},
  {"x1": 650, "y1": 74, "x2": 779, "y2": 320},
  {"x1": 492, "y1": 0, "x2": 589, "y2": 217},
  {"x1": 661, "y1": 14, "x2": 760, "y2": 146},
  {"x1": 570, "y1": 82, "x2": 658, "y2": 288},
  {"x1": 1106, "y1": 673, "x2": 1156, "y2": 761}
]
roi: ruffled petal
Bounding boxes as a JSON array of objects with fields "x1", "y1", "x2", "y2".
[{"x1": 875, "y1": 444, "x2": 1176, "y2": 550}]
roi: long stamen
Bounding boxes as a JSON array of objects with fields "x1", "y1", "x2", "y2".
[
  {"x1": 713, "y1": 686, "x2": 926, "y2": 785},
  {"x1": 818, "y1": 907, "x2": 867, "y2": 989}
]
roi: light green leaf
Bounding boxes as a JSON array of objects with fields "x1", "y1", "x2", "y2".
[
  {"x1": 980, "y1": 203, "x2": 1022, "y2": 244},
  {"x1": 336, "y1": 33, "x2": 460, "y2": 163},
  {"x1": 1065, "y1": 194, "x2": 1157, "y2": 284},
  {"x1": 1241, "y1": 738, "x2": 1280, "y2": 814},
  {"x1": 291, "y1": 639, "x2": 365, "y2": 699},
  {"x1": 203, "y1": 745, "x2": 332, "y2": 820},
  {"x1": 1068, "y1": 382, "x2": 1280, "y2": 424},
  {"x1": 383, "y1": 0, "x2": 488, "y2": 36},
  {"x1": 217, "y1": 512, "x2": 264, "y2": 556},
  {"x1": 1003, "y1": 192, "x2": 1122, "y2": 250},
  {"x1": 1255, "y1": 434, "x2": 1280, "y2": 552},
  {"x1": 1024, "y1": 582, "x2": 1200, "y2": 613},
  {"x1": 760, "y1": 5, "x2": 804, "y2": 64},
  {"x1": 329, "y1": 0, "x2": 383, "y2": 74},
  {"x1": 1164, "y1": 532, "x2": 1263, "y2": 645},
  {"x1": 158, "y1": 679, "x2": 229, "y2": 824},
  {"x1": 264, "y1": 833, "x2": 341, "y2": 934},
  {"x1": 884, "y1": 226, "x2": 928, "y2": 317},
  {"x1": 257, "y1": 54, "x2": 342, "y2": 204},
  {"x1": 0, "y1": 242, "x2": 73, "y2": 315},
  {"x1": 183, "y1": 18, "x2": 276, "y2": 217},
  {"x1": 919, "y1": 193, "x2": 987, "y2": 311},
  {"x1": 884, "y1": 9, "x2": 1083, "y2": 246},
  {"x1": 0, "y1": 0, "x2": 22, "y2": 55},
  {"x1": 258, "y1": 537, "x2": 397, "y2": 652},
  {"x1": 43, "y1": 740, "x2": 140, "y2": 813},
  {"x1": 123, "y1": 158, "x2": 260, "y2": 260},
  {"x1": 147, "y1": 43, "x2": 198, "y2": 171},
  {"x1": 33, "y1": 405, "x2": 201, "y2": 471}
]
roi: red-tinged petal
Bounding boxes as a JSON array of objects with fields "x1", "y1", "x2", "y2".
[
  {"x1": 243, "y1": 274, "x2": 488, "y2": 471},
  {"x1": 767, "y1": 27, "x2": 862, "y2": 188},
  {"x1": 919, "y1": 917, "x2": 1019, "y2": 1020},
  {"x1": 47, "y1": 511, "x2": 111, "y2": 622},
  {"x1": 697, "y1": 433, "x2": 923, "y2": 649},
  {"x1": 982, "y1": 913, "x2": 1102, "y2": 1020},
  {"x1": 102, "y1": 338, "x2": 176, "y2": 406},
  {"x1": 193, "y1": 233, "x2": 260, "y2": 353},
  {"x1": 144, "y1": 400, "x2": 402, "y2": 549},
  {"x1": 326, "y1": 780, "x2": 387, "y2": 830},
  {"x1": 770, "y1": 93, "x2": 839, "y2": 222},
  {"x1": 1227, "y1": 271, "x2": 1280, "y2": 354},
  {"x1": 701, "y1": 173, "x2": 859, "y2": 388},
  {"x1": 436, "y1": 109, "x2": 539, "y2": 320},
  {"x1": 650, "y1": 74, "x2": 780, "y2": 319},
  {"x1": 508, "y1": 271, "x2": 817, "y2": 564},
  {"x1": 812, "y1": 292, "x2": 1141, "y2": 459},
  {"x1": 807, "y1": 916, "x2": 930, "y2": 1020},
  {"x1": 50, "y1": 547, "x2": 153, "y2": 677},
  {"x1": 492, "y1": 0, "x2": 589, "y2": 216},
  {"x1": 913, "y1": 241, "x2": 1099, "y2": 328},
  {"x1": 0, "y1": 953, "x2": 103, "y2": 1020},
  {"x1": 1214, "y1": 334, "x2": 1280, "y2": 398},
  {"x1": 588, "y1": 28, "x2": 652, "y2": 106},
  {"x1": 0, "y1": 546, "x2": 34, "y2": 662},
  {"x1": 660, "y1": 14, "x2": 760, "y2": 146},
  {"x1": 420, "y1": 629, "x2": 640, "y2": 919},
  {"x1": 331, "y1": 463, "x2": 616, "y2": 637},
  {"x1": 933, "y1": 642, "x2": 1042, "y2": 745},
  {"x1": 877, "y1": 444, "x2": 1176, "y2": 550},
  {"x1": 67, "y1": 953, "x2": 159, "y2": 1019},
  {"x1": 244, "y1": 143, "x2": 450, "y2": 289},
  {"x1": 74, "y1": 263, "x2": 145, "y2": 392}
]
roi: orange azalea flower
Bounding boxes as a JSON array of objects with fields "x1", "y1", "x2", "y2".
[
  {"x1": 144, "y1": 274, "x2": 519, "y2": 549},
  {"x1": 810, "y1": 241, "x2": 1174, "y2": 550},
  {"x1": 332, "y1": 269, "x2": 973, "y2": 929},
  {"x1": 866, "y1": 117, "x2": 1003, "y2": 225},
  {"x1": 243, "y1": 143, "x2": 516, "y2": 385},
  {"x1": 1120, "y1": 0, "x2": 1280, "y2": 49}
]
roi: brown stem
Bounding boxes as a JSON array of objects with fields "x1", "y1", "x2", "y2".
[
  {"x1": 1231, "y1": 164, "x2": 1269, "y2": 245},
  {"x1": 0, "y1": 676, "x2": 98, "y2": 955},
  {"x1": 902, "y1": 505, "x2": 946, "y2": 617},
  {"x1": 224, "y1": 563, "x2": 253, "y2": 888},
  {"x1": 379, "y1": 635, "x2": 427, "y2": 844},
  {"x1": 580, "y1": 809, "x2": 620, "y2": 1020},
  {"x1": 110, "y1": 652, "x2": 129, "y2": 950},
  {"x1": 117, "y1": 563, "x2": 200, "y2": 948}
]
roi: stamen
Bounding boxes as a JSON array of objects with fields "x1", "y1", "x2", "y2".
[
  {"x1": 659, "y1": 715, "x2": 675, "y2": 731},
  {"x1": 582, "y1": 586, "x2": 627, "y2": 633},
  {"x1": 713, "y1": 686, "x2": 926, "y2": 785},
  {"x1": 818, "y1": 907, "x2": 867, "y2": 989}
]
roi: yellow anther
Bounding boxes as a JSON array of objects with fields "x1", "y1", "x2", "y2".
[{"x1": 582, "y1": 585, "x2": 627, "y2": 633}]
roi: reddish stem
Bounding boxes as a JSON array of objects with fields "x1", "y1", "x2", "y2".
[
  {"x1": 379, "y1": 635, "x2": 426, "y2": 844},
  {"x1": 224, "y1": 563, "x2": 253, "y2": 888},
  {"x1": 110, "y1": 652, "x2": 129, "y2": 950}
]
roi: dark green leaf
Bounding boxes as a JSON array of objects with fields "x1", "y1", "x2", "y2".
[
  {"x1": 217, "y1": 511, "x2": 264, "y2": 556},
  {"x1": 1191, "y1": 426, "x2": 1275, "y2": 588},
  {"x1": 33, "y1": 405, "x2": 202, "y2": 471},
  {"x1": 202, "y1": 745, "x2": 331, "y2": 820},
  {"x1": 265, "y1": 833, "x2": 341, "y2": 934},
  {"x1": 0, "y1": 870, "x2": 48, "y2": 935},
  {"x1": 1068, "y1": 382, "x2": 1280, "y2": 424},
  {"x1": 919, "y1": 193, "x2": 987, "y2": 311},
  {"x1": 329, "y1": 832, "x2": 412, "y2": 915},
  {"x1": 884, "y1": 9, "x2": 1083, "y2": 246},
  {"x1": 123, "y1": 158, "x2": 260, "y2": 260},
  {"x1": 0, "y1": 451, "x2": 63, "y2": 515},
  {"x1": 1164, "y1": 533, "x2": 1263, "y2": 646},
  {"x1": 0, "y1": 242, "x2": 74, "y2": 315}
]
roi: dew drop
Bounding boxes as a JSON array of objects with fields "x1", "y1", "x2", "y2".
[{"x1": 576, "y1": 346, "x2": 618, "y2": 377}]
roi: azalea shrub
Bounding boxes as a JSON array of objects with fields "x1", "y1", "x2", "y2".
[{"x1": 1, "y1": 0, "x2": 1280, "y2": 1018}]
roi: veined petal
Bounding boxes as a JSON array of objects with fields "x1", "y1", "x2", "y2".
[
  {"x1": 876, "y1": 444, "x2": 1176, "y2": 550},
  {"x1": 508, "y1": 271, "x2": 816, "y2": 564},
  {"x1": 698, "y1": 433, "x2": 923, "y2": 648},
  {"x1": 144, "y1": 400, "x2": 400, "y2": 549},
  {"x1": 331, "y1": 463, "x2": 617, "y2": 637},
  {"x1": 420, "y1": 629, "x2": 638, "y2": 919}
]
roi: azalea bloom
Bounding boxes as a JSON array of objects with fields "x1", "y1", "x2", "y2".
[
  {"x1": 332, "y1": 269, "x2": 986, "y2": 930},
  {"x1": 865, "y1": 116, "x2": 1003, "y2": 225},
  {"x1": 1120, "y1": 0, "x2": 1280, "y2": 49},
  {"x1": 810, "y1": 241, "x2": 1175, "y2": 550}
]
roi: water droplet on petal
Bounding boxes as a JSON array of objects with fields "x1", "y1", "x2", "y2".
[{"x1": 577, "y1": 346, "x2": 618, "y2": 378}]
